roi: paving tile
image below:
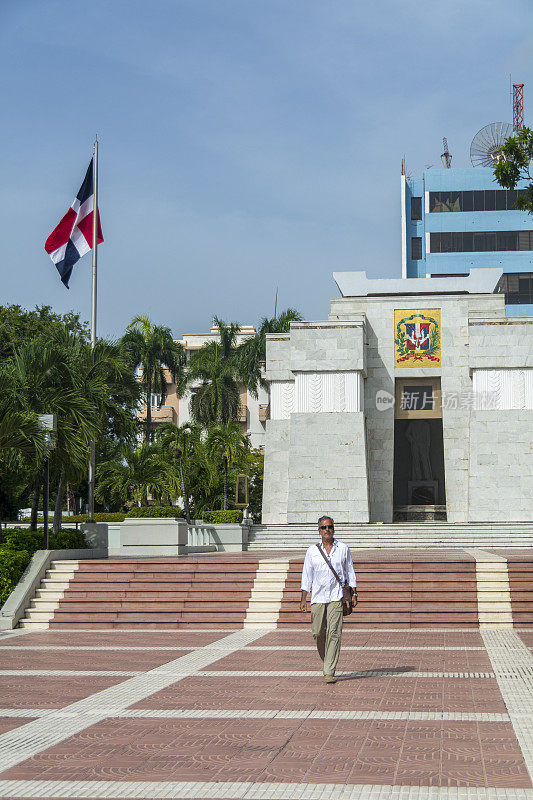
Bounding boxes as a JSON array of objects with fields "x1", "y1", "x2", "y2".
[
  {"x1": 3, "y1": 716, "x2": 528, "y2": 788},
  {"x1": 253, "y1": 630, "x2": 485, "y2": 648},
  {"x1": 0, "y1": 648, "x2": 192, "y2": 672},
  {"x1": 0, "y1": 630, "x2": 225, "y2": 648},
  {"x1": 131, "y1": 674, "x2": 507, "y2": 713},
  {"x1": 517, "y1": 631, "x2": 533, "y2": 648},
  {"x1": 203, "y1": 648, "x2": 493, "y2": 673},
  {"x1": 0, "y1": 717, "x2": 37, "y2": 734},
  {"x1": 0, "y1": 674, "x2": 126, "y2": 708}
]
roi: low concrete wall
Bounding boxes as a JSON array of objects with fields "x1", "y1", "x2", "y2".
[
  {"x1": 81, "y1": 522, "x2": 108, "y2": 548},
  {"x1": 0, "y1": 548, "x2": 107, "y2": 630},
  {"x1": 108, "y1": 518, "x2": 190, "y2": 557},
  {"x1": 107, "y1": 518, "x2": 249, "y2": 556},
  {"x1": 194, "y1": 522, "x2": 249, "y2": 553}
]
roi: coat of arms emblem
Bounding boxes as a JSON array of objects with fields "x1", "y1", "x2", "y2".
[{"x1": 394, "y1": 309, "x2": 441, "y2": 368}]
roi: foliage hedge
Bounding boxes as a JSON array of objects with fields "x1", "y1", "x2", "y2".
[
  {"x1": 0, "y1": 549, "x2": 31, "y2": 605},
  {"x1": 20, "y1": 513, "x2": 125, "y2": 523},
  {"x1": 202, "y1": 510, "x2": 243, "y2": 524},
  {"x1": 0, "y1": 527, "x2": 88, "y2": 606},
  {"x1": 2, "y1": 528, "x2": 88, "y2": 556},
  {"x1": 125, "y1": 506, "x2": 183, "y2": 518},
  {"x1": 64, "y1": 513, "x2": 126, "y2": 522}
]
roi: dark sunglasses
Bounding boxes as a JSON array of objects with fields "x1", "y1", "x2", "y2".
[{"x1": 319, "y1": 524, "x2": 334, "y2": 530}]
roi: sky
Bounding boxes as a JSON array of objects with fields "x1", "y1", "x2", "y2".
[{"x1": 1, "y1": 0, "x2": 532, "y2": 339}]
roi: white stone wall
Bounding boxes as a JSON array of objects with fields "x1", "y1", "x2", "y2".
[
  {"x1": 473, "y1": 369, "x2": 533, "y2": 409},
  {"x1": 270, "y1": 381, "x2": 295, "y2": 420},
  {"x1": 468, "y1": 410, "x2": 533, "y2": 521},
  {"x1": 261, "y1": 420, "x2": 290, "y2": 523},
  {"x1": 289, "y1": 321, "x2": 365, "y2": 373},
  {"x1": 286, "y1": 412, "x2": 369, "y2": 524},
  {"x1": 469, "y1": 320, "x2": 533, "y2": 369},
  {"x1": 328, "y1": 292, "x2": 506, "y2": 523},
  {"x1": 262, "y1": 321, "x2": 368, "y2": 524},
  {"x1": 262, "y1": 286, "x2": 533, "y2": 525}
]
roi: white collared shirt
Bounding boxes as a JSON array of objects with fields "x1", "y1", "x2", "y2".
[{"x1": 301, "y1": 539, "x2": 357, "y2": 604}]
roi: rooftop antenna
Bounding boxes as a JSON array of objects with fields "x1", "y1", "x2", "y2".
[
  {"x1": 513, "y1": 83, "x2": 524, "y2": 131},
  {"x1": 441, "y1": 137, "x2": 452, "y2": 168}
]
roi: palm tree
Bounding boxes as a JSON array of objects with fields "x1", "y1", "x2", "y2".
[
  {"x1": 0, "y1": 402, "x2": 46, "y2": 460},
  {"x1": 206, "y1": 422, "x2": 249, "y2": 510},
  {"x1": 1, "y1": 333, "x2": 100, "y2": 530},
  {"x1": 48, "y1": 330, "x2": 140, "y2": 532},
  {"x1": 1, "y1": 327, "x2": 140, "y2": 532},
  {"x1": 121, "y1": 314, "x2": 186, "y2": 441},
  {"x1": 187, "y1": 317, "x2": 241, "y2": 427},
  {"x1": 156, "y1": 422, "x2": 201, "y2": 523},
  {"x1": 235, "y1": 308, "x2": 302, "y2": 397},
  {"x1": 96, "y1": 441, "x2": 167, "y2": 508}
]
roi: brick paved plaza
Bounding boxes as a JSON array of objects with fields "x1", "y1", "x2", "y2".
[{"x1": 1, "y1": 623, "x2": 533, "y2": 799}]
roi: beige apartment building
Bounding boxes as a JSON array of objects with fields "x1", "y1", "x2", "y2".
[{"x1": 137, "y1": 325, "x2": 269, "y2": 449}]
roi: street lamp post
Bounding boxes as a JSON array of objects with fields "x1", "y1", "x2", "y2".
[{"x1": 38, "y1": 414, "x2": 57, "y2": 549}]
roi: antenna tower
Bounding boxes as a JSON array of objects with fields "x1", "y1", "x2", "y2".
[
  {"x1": 441, "y1": 137, "x2": 452, "y2": 168},
  {"x1": 513, "y1": 83, "x2": 524, "y2": 131}
]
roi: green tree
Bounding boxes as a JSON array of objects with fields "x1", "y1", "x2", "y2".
[
  {"x1": 1, "y1": 333, "x2": 98, "y2": 530},
  {"x1": 187, "y1": 317, "x2": 241, "y2": 426},
  {"x1": 235, "y1": 308, "x2": 302, "y2": 397},
  {"x1": 0, "y1": 304, "x2": 89, "y2": 523},
  {"x1": 206, "y1": 422, "x2": 249, "y2": 510},
  {"x1": 96, "y1": 441, "x2": 167, "y2": 508},
  {"x1": 0, "y1": 403, "x2": 46, "y2": 461},
  {"x1": 1, "y1": 327, "x2": 139, "y2": 531},
  {"x1": 0, "y1": 304, "x2": 88, "y2": 361},
  {"x1": 155, "y1": 422, "x2": 202, "y2": 523},
  {"x1": 48, "y1": 329, "x2": 140, "y2": 532},
  {"x1": 121, "y1": 315, "x2": 186, "y2": 441},
  {"x1": 0, "y1": 398, "x2": 47, "y2": 526},
  {"x1": 493, "y1": 127, "x2": 533, "y2": 213}
]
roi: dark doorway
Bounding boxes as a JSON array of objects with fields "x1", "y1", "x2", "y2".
[{"x1": 393, "y1": 419, "x2": 446, "y2": 507}]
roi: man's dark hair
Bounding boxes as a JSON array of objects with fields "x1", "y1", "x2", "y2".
[{"x1": 318, "y1": 515, "x2": 334, "y2": 528}]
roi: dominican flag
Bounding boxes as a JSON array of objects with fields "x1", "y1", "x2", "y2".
[{"x1": 45, "y1": 160, "x2": 103, "y2": 288}]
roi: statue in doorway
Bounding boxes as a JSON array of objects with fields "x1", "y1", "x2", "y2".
[{"x1": 405, "y1": 420, "x2": 433, "y2": 481}]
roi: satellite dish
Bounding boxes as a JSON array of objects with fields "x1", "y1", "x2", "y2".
[{"x1": 470, "y1": 122, "x2": 513, "y2": 167}]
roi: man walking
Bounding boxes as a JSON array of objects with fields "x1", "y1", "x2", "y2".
[{"x1": 300, "y1": 515, "x2": 357, "y2": 683}]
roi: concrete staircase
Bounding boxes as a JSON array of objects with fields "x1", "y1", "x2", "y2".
[
  {"x1": 278, "y1": 556, "x2": 480, "y2": 628},
  {"x1": 243, "y1": 559, "x2": 290, "y2": 629},
  {"x1": 508, "y1": 557, "x2": 533, "y2": 626},
  {"x1": 248, "y1": 522, "x2": 533, "y2": 550},
  {"x1": 14, "y1": 552, "x2": 533, "y2": 631},
  {"x1": 46, "y1": 558, "x2": 259, "y2": 629},
  {"x1": 19, "y1": 560, "x2": 79, "y2": 630}
]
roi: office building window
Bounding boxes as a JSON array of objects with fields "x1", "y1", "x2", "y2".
[
  {"x1": 411, "y1": 237, "x2": 422, "y2": 260},
  {"x1": 429, "y1": 188, "x2": 528, "y2": 213},
  {"x1": 430, "y1": 230, "x2": 533, "y2": 253},
  {"x1": 496, "y1": 272, "x2": 533, "y2": 304},
  {"x1": 411, "y1": 197, "x2": 422, "y2": 220},
  {"x1": 150, "y1": 393, "x2": 162, "y2": 408}
]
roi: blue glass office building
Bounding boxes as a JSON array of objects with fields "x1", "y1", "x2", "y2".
[{"x1": 401, "y1": 167, "x2": 533, "y2": 315}]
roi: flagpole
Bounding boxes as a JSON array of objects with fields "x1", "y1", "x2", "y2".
[{"x1": 87, "y1": 138, "x2": 98, "y2": 524}]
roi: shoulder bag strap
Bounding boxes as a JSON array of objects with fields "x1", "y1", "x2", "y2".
[{"x1": 317, "y1": 544, "x2": 344, "y2": 586}]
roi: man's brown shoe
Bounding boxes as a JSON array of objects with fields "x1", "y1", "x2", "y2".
[{"x1": 324, "y1": 674, "x2": 337, "y2": 684}]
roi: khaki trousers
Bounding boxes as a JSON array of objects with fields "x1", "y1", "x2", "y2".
[{"x1": 310, "y1": 600, "x2": 343, "y2": 676}]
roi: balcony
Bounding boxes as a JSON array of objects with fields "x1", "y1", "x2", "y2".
[
  {"x1": 236, "y1": 404, "x2": 247, "y2": 423},
  {"x1": 144, "y1": 405, "x2": 177, "y2": 425},
  {"x1": 258, "y1": 404, "x2": 270, "y2": 422}
]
